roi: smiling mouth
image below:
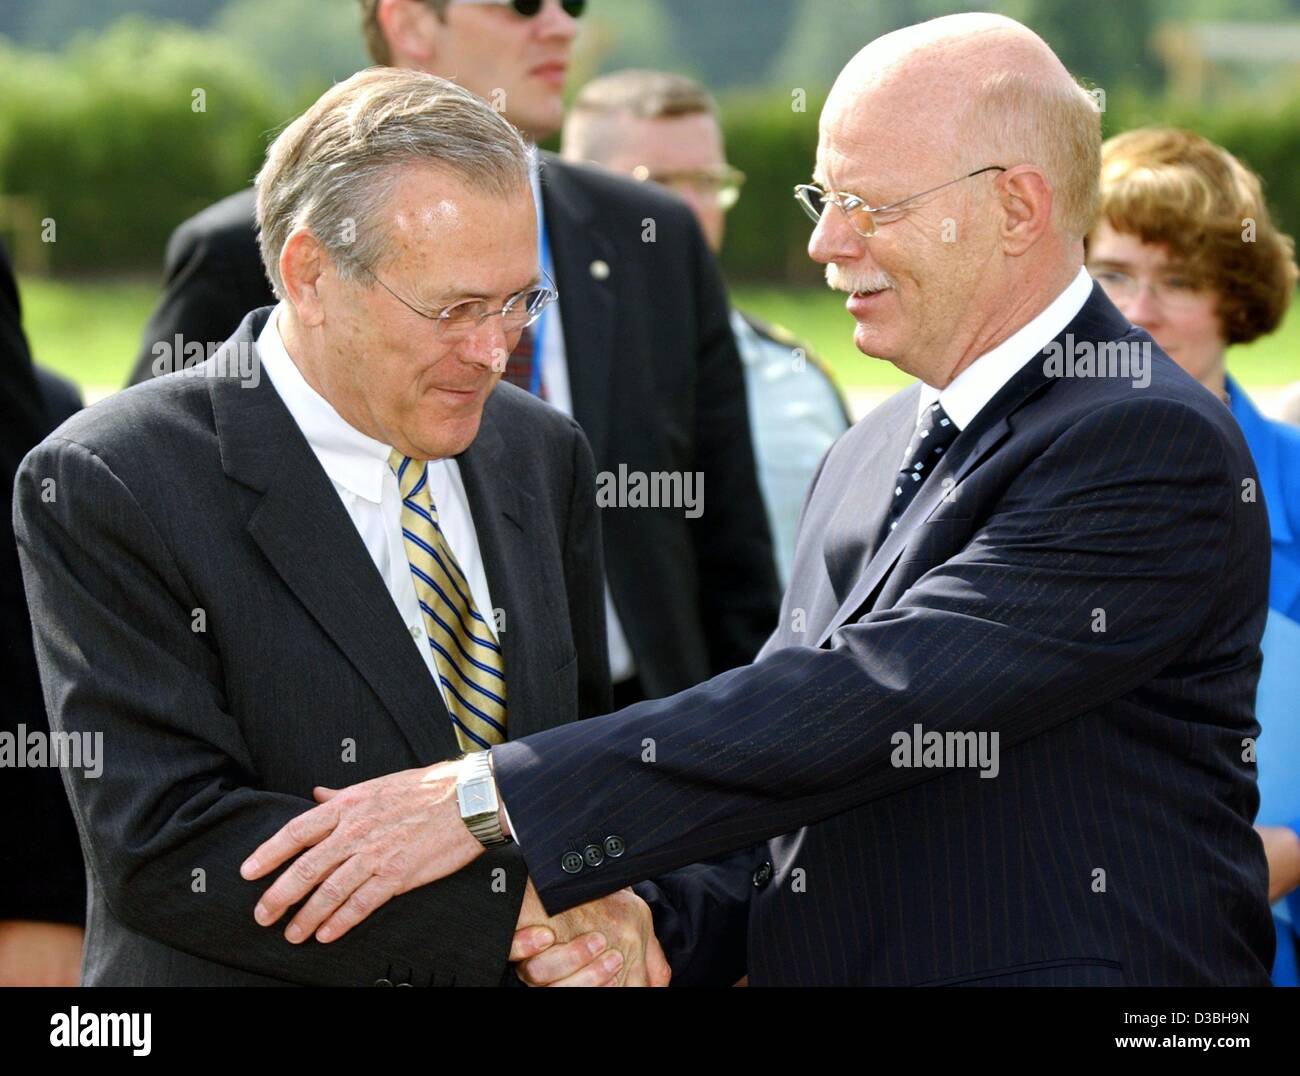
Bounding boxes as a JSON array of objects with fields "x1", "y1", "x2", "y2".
[{"x1": 432, "y1": 384, "x2": 485, "y2": 399}]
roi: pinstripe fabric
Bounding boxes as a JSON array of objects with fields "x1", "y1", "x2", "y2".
[
  {"x1": 495, "y1": 285, "x2": 1276, "y2": 986},
  {"x1": 390, "y1": 450, "x2": 506, "y2": 752}
]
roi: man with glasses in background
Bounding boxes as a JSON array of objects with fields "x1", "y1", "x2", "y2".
[
  {"x1": 564, "y1": 70, "x2": 852, "y2": 583},
  {"x1": 129, "y1": 0, "x2": 779, "y2": 714}
]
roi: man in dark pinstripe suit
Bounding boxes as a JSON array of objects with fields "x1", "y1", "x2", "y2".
[{"x1": 252, "y1": 13, "x2": 1276, "y2": 985}]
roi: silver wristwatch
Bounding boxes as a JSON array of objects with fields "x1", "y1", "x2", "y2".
[{"x1": 456, "y1": 752, "x2": 510, "y2": 847}]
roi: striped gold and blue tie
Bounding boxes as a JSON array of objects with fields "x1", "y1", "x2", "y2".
[{"x1": 390, "y1": 450, "x2": 506, "y2": 751}]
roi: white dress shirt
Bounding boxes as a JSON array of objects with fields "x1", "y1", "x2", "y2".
[
  {"x1": 256, "y1": 308, "x2": 496, "y2": 708},
  {"x1": 917, "y1": 266, "x2": 1093, "y2": 430},
  {"x1": 527, "y1": 145, "x2": 636, "y2": 684}
]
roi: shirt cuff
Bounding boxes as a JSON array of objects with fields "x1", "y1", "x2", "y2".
[{"x1": 490, "y1": 750, "x2": 522, "y2": 848}]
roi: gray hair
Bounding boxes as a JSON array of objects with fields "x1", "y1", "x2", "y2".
[{"x1": 255, "y1": 67, "x2": 530, "y2": 299}]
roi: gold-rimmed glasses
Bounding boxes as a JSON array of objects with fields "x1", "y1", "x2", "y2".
[{"x1": 794, "y1": 165, "x2": 1007, "y2": 238}]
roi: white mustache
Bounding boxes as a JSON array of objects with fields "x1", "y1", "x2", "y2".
[{"x1": 825, "y1": 264, "x2": 895, "y2": 294}]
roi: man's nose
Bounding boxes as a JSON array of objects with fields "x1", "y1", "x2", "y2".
[
  {"x1": 808, "y1": 205, "x2": 864, "y2": 267},
  {"x1": 464, "y1": 316, "x2": 514, "y2": 372},
  {"x1": 536, "y1": 0, "x2": 580, "y2": 40}
]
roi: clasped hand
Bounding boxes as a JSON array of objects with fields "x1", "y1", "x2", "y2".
[{"x1": 239, "y1": 762, "x2": 669, "y2": 985}]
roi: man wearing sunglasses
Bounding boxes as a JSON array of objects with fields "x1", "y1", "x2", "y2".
[
  {"x1": 128, "y1": 0, "x2": 779, "y2": 719},
  {"x1": 249, "y1": 13, "x2": 1275, "y2": 987}
]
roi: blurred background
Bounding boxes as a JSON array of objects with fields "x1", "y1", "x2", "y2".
[{"x1": 5, "y1": 0, "x2": 1300, "y2": 407}]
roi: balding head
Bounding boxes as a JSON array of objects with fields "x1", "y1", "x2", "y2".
[
  {"x1": 826, "y1": 13, "x2": 1098, "y2": 241},
  {"x1": 808, "y1": 13, "x2": 1100, "y2": 385},
  {"x1": 832, "y1": 12, "x2": 1068, "y2": 96}
]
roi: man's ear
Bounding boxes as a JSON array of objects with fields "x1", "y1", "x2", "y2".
[
  {"x1": 378, "y1": 0, "x2": 440, "y2": 67},
  {"x1": 996, "y1": 165, "x2": 1053, "y2": 257},
  {"x1": 279, "y1": 229, "x2": 328, "y2": 328}
]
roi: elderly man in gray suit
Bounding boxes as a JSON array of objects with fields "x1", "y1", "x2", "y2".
[{"x1": 14, "y1": 68, "x2": 668, "y2": 987}]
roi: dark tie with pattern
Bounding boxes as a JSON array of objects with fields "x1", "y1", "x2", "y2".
[
  {"x1": 499, "y1": 323, "x2": 545, "y2": 399},
  {"x1": 883, "y1": 400, "x2": 959, "y2": 538}
]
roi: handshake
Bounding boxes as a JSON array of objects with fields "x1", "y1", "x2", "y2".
[
  {"x1": 239, "y1": 759, "x2": 672, "y2": 987},
  {"x1": 509, "y1": 879, "x2": 671, "y2": 987}
]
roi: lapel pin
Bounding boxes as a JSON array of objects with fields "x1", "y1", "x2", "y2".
[{"x1": 589, "y1": 259, "x2": 610, "y2": 281}]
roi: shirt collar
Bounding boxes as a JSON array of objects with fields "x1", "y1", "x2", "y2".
[
  {"x1": 918, "y1": 266, "x2": 1093, "y2": 430},
  {"x1": 256, "y1": 305, "x2": 393, "y2": 504}
]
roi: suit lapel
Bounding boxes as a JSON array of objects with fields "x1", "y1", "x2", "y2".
[
  {"x1": 210, "y1": 317, "x2": 453, "y2": 762},
  {"x1": 822, "y1": 386, "x2": 919, "y2": 602},
  {"x1": 814, "y1": 403, "x2": 1026, "y2": 648},
  {"x1": 453, "y1": 403, "x2": 554, "y2": 742},
  {"x1": 540, "y1": 154, "x2": 617, "y2": 464}
]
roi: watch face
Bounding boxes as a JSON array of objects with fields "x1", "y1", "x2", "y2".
[{"x1": 460, "y1": 779, "x2": 493, "y2": 816}]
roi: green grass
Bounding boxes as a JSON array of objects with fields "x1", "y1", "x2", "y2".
[
  {"x1": 19, "y1": 275, "x2": 158, "y2": 391},
  {"x1": 17, "y1": 275, "x2": 1300, "y2": 399}
]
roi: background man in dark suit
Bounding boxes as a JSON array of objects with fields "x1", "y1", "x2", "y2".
[
  {"x1": 252, "y1": 13, "x2": 1276, "y2": 986},
  {"x1": 129, "y1": 0, "x2": 780, "y2": 707},
  {"x1": 15, "y1": 68, "x2": 668, "y2": 987},
  {"x1": 0, "y1": 242, "x2": 85, "y2": 985}
]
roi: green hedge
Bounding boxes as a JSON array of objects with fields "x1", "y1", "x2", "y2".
[
  {"x1": 5, "y1": 24, "x2": 1300, "y2": 284},
  {"x1": 0, "y1": 19, "x2": 284, "y2": 274},
  {"x1": 716, "y1": 88, "x2": 828, "y2": 287},
  {"x1": 0, "y1": 26, "x2": 832, "y2": 281}
]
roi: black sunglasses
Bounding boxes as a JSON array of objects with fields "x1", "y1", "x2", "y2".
[{"x1": 479, "y1": 0, "x2": 587, "y2": 16}]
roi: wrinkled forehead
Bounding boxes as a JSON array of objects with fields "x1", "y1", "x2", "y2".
[{"x1": 384, "y1": 167, "x2": 532, "y2": 242}]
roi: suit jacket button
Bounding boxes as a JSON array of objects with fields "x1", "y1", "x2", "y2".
[
  {"x1": 752, "y1": 861, "x2": 774, "y2": 888},
  {"x1": 561, "y1": 851, "x2": 585, "y2": 874},
  {"x1": 603, "y1": 835, "x2": 625, "y2": 858},
  {"x1": 583, "y1": 844, "x2": 605, "y2": 868},
  {"x1": 374, "y1": 977, "x2": 395, "y2": 987}
]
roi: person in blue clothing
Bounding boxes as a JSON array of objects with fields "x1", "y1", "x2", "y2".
[{"x1": 1088, "y1": 126, "x2": 1300, "y2": 984}]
